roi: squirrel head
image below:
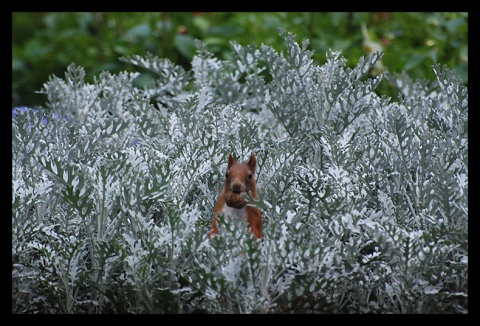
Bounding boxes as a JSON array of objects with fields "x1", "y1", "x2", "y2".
[{"x1": 225, "y1": 153, "x2": 257, "y2": 194}]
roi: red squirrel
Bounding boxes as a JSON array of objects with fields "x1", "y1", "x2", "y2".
[{"x1": 209, "y1": 153, "x2": 262, "y2": 239}]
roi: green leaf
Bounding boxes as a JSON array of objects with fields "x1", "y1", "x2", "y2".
[{"x1": 174, "y1": 34, "x2": 196, "y2": 60}]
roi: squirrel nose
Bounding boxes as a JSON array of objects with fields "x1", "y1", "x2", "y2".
[{"x1": 231, "y1": 182, "x2": 243, "y2": 193}]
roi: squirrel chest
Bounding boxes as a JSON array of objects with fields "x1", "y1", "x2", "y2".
[{"x1": 220, "y1": 203, "x2": 248, "y2": 224}]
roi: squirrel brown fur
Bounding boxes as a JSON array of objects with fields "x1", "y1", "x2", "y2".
[{"x1": 208, "y1": 153, "x2": 262, "y2": 239}]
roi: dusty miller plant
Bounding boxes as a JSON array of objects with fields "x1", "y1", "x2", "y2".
[{"x1": 12, "y1": 29, "x2": 467, "y2": 313}]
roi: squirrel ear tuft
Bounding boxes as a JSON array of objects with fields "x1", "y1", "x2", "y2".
[{"x1": 228, "y1": 152, "x2": 236, "y2": 168}]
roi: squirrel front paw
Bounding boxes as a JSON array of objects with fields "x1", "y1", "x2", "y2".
[{"x1": 225, "y1": 191, "x2": 247, "y2": 208}]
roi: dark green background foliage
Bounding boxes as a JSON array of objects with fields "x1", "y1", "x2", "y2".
[
  {"x1": 12, "y1": 28, "x2": 467, "y2": 313},
  {"x1": 12, "y1": 12, "x2": 468, "y2": 108}
]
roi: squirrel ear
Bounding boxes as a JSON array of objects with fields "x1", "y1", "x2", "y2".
[{"x1": 248, "y1": 153, "x2": 256, "y2": 172}]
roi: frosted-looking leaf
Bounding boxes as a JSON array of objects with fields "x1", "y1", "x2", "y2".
[
  {"x1": 285, "y1": 210, "x2": 295, "y2": 224},
  {"x1": 71, "y1": 176, "x2": 79, "y2": 191},
  {"x1": 106, "y1": 121, "x2": 114, "y2": 135},
  {"x1": 237, "y1": 60, "x2": 246, "y2": 73},
  {"x1": 63, "y1": 169, "x2": 69, "y2": 183},
  {"x1": 197, "y1": 87, "x2": 213, "y2": 110},
  {"x1": 50, "y1": 161, "x2": 58, "y2": 175}
]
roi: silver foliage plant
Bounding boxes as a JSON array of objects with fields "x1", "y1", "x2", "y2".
[{"x1": 12, "y1": 29, "x2": 467, "y2": 313}]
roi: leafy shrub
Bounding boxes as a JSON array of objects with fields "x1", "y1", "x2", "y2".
[
  {"x1": 12, "y1": 12, "x2": 468, "y2": 108},
  {"x1": 12, "y1": 29, "x2": 467, "y2": 313}
]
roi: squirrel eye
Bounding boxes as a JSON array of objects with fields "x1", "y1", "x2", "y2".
[{"x1": 248, "y1": 173, "x2": 253, "y2": 179}]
